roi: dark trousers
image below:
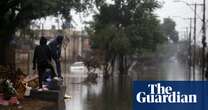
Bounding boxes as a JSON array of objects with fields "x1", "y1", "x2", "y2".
[
  {"x1": 55, "y1": 59, "x2": 62, "y2": 77},
  {"x1": 37, "y1": 64, "x2": 57, "y2": 88}
]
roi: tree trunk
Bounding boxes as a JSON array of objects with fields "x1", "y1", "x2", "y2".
[
  {"x1": 124, "y1": 56, "x2": 128, "y2": 73},
  {"x1": 0, "y1": 33, "x2": 16, "y2": 67},
  {"x1": 110, "y1": 56, "x2": 116, "y2": 75},
  {"x1": 103, "y1": 63, "x2": 110, "y2": 79},
  {"x1": 0, "y1": 35, "x2": 16, "y2": 81},
  {"x1": 118, "y1": 55, "x2": 128, "y2": 75}
]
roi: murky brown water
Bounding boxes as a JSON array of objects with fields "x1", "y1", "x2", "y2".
[
  {"x1": 63, "y1": 55, "x2": 201, "y2": 110},
  {"x1": 64, "y1": 76, "x2": 132, "y2": 110},
  {"x1": 1, "y1": 55, "x2": 201, "y2": 110}
]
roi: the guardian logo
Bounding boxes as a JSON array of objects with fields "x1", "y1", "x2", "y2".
[{"x1": 136, "y1": 83, "x2": 197, "y2": 104}]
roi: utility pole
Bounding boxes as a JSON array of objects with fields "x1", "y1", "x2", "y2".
[
  {"x1": 177, "y1": 18, "x2": 193, "y2": 79},
  {"x1": 188, "y1": 19, "x2": 192, "y2": 80},
  {"x1": 202, "y1": 0, "x2": 206, "y2": 80},
  {"x1": 174, "y1": 0, "x2": 204, "y2": 80},
  {"x1": 193, "y1": 4, "x2": 197, "y2": 80},
  {"x1": 181, "y1": 18, "x2": 193, "y2": 80},
  {"x1": 188, "y1": 3, "x2": 203, "y2": 80}
]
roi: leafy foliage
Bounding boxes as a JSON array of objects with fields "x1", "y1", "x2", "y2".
[
  {"x1": 0, "y1": 0, "x2": 100, "y2": 66},
  {"x1": 88, "y1": 0, "x2": 166, "y2": 75},
  {"x1": 91, "y1": 0, "x2": 166, "y2": 53},
  {"x1": 0, "y1": 0, "x2": 95, "y2": 32},
  {"x1": 83, "y1": 49, "x2": 102, "y2": 73},
  {"x1": 160, "y1": 18, "x2": 179, "y2": 43},
  {"x1": 1, "y1": 80, "x2": 16, "y2": 100}
]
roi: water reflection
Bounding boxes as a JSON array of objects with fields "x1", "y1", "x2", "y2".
[
  {"x1": 161, "y1": 56, "x2": 189, "y2": 80},
  {"x1": 64, "y1": 76, "x2": 132, "y2": 110},
  {"x1": 64, "y1": 55, "x2": 202, "y2": 110}
]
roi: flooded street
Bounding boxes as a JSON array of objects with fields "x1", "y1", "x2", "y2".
[
  {"x1": 2, "y1": 54, "x2": 202, "y2": 110},
  {"x1": 63, "y1": 54, "x2": 201, "y2": 110},
  {"x1": 161, "y1": 56, "x2": 189, "y2": 80},
  {"x1": 2, "y1": 44, "x2": 202, "y2": 110},
  {"x1": 64, "y1": 75, "x2": 132, "y2": 110},
  {"x1": 0, "y1": 0, "x2": 206, "y2": 109}
]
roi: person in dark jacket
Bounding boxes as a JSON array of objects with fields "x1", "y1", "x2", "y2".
[
  {"x1": 33, "y1": 37, "x2": 57, "y2": 89},
  {"x1": 48, "y1": 35, "x2": 63, "y2": 79}
]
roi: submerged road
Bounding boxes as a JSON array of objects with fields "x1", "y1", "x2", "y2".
[{"x1": 63, "y1": 54, "x2": 203, "y2": 110}]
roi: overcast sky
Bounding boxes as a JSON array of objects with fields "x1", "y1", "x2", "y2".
[
  {"x1": 156, "y1": 0, "x2": 206, "y2": 42},
  {"x1": 40, "y1": 0, "x2": 206, "y2": 43}
]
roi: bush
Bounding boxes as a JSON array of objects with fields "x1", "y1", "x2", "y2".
[{"x1": 1, "y1": 80, "x2": 16, "y2": 100}]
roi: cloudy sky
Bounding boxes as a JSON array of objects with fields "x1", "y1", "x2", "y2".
[
  {"x1": 41, "y1": 0, "x2": 206, "y2": 43},
  {"x1": 155, "y1": 0, "x2": 205, "y2": 42}
]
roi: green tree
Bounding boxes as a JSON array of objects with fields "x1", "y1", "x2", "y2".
[
  {"x1": 89, "y1": 0, "x2": 166, "y2": 76},
  {"x1": 0, "y1": 0, "x2": 97, "y2": 66},
  {"x1": 160, "y1": 18, "x2": 179, "y2": 43}
]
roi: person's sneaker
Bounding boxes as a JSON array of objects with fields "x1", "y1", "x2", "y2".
[
  {"x1": 43, "y1": 87, "x2": 48, "y2": 91},
  {"x1": 64, "y1": 94, "x2": 72, "y2": 99},
  {"x1": 54, "y1": 77, "x2": 59, "y2": 80},
  {"x1": 54, "y1": 76, "x2": 63, "y2": 81},
  {"x1": 37, "y1": 88, "x2": 43, "y2": 91}
]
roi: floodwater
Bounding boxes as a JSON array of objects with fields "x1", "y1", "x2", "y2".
[
  {"x1": 64, "y1": 75, "x2": 132, "y2": 110},
  {"x1": 62, "y1": 54, "x2": 201, "y2": 110},
  {"x1": 1, "y1": 53, "x2": 201, "y2": 110}
]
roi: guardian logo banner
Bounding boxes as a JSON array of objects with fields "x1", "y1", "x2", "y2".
[{"x1": 133, "y1": 81, "x2": 208, "y2": 110}]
